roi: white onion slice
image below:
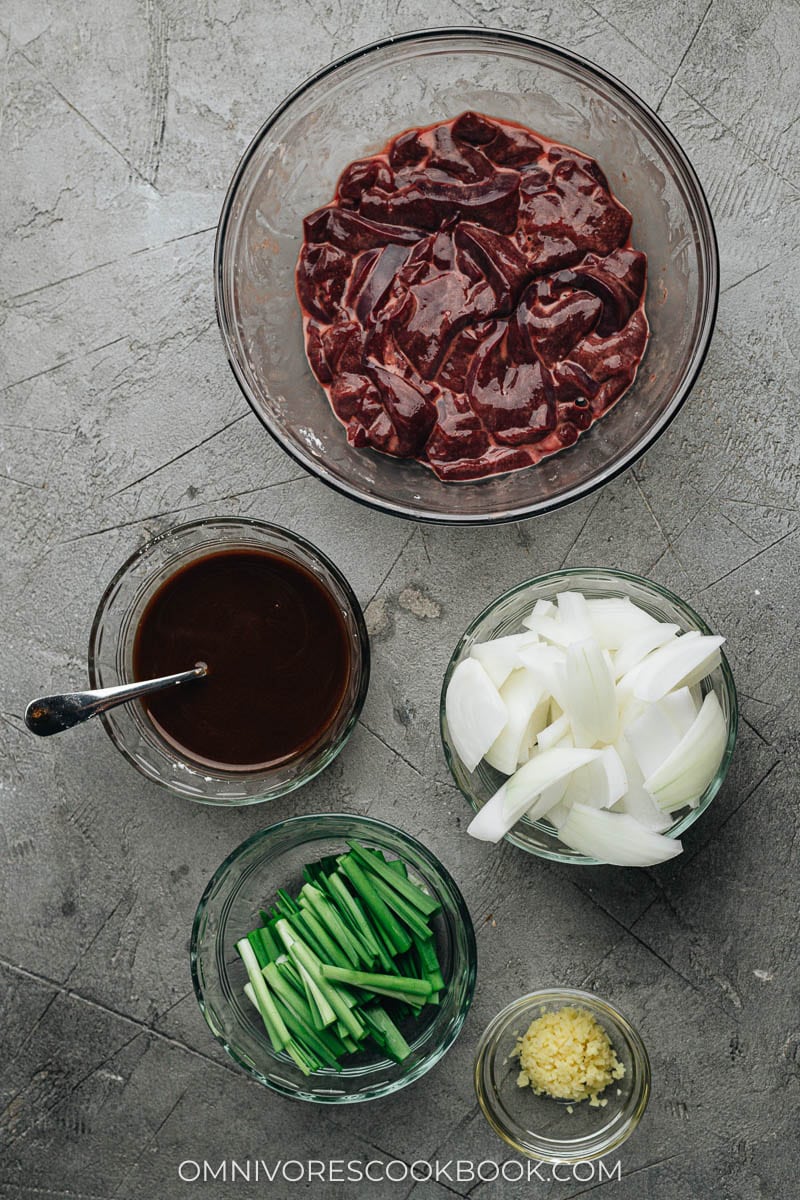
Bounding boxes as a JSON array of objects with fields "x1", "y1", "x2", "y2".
[
  {"x1": 505, "y1": 747, "x2": 599, "y2": 817},
  {"x1": 559, "y1": 803, "x2": 683, "y2": 866},
  {"x1": 616, "y1": 631, "x2": 699, "y2": 698},
  {"x1": 536, "y1": 712, "x2": 571, "y2": 751},
  {"x1": 546, "y1": 800, "x2": 572, "y2": 830},
  {"x1": 586, "y1": 598, "x2": 659, "y2": 649},
  {"x1": 525, "y1": 779, "x2": 571, "y2": 823},
  {"x1": 633, "y1": 634, "x2": 725, "y2": 703},
  {"x1": 518, "y1": 696, "x2": 551, "y2": 766},
  {"x1": 564, "y1": 638, "x2": 618, "y2": 745},
  {"x1": 585, "y1": 746, "x2": 628, "y2": 808},
  {"x1": 625, "y1": 702, "x2": 684, "y2": 779},
  {"x1": 618, "y1": 692, "x2": 648, "y2": 733},
  {"x1": 660, "y1": 687, "x2": 699, "y2": 736},
  {"x1": 517, "y1": 642, "x2": 566, "y2": 671},
  {"x1": 546, "y1": 801, "x2": 573, "y2": 830},
  {"x1": 445, "y1": 659, "x2": 507, "y2": 773},
  {"x1": 561, "y1": 766, "x2": 593, "y2": 808},
  {"x1": 532, "y1": 726, "x2": 579, "y2": 813},
  {"x1": 526, "y1": 741, "x2": 577, "y2": 820},
  {"x1": 484, "y1": 669, "x2": 546, "y2": 775},
  {"x1": 644, "y1": 692, "x2": 728, "y2": 811},
  {"x1": 679, "y1": 651, "x2": 723, "y2": 690},
  {"x1": 517, "y1": 643, "x2": 569, "y2": 711},
  {"x1": 562, "y1": 745, "x2": 626, "y2": 809},
  {"x1": 525, "y1": 613, "x2": 584, "y2": 647},
  {"x1": 613, "y1": 622, "x2": 680, "y2": 679},
  {"x1": 467, "y1": 747, "x2": 599, "y2": 843},
  {"x1": 522, "y1": 598, "x2": 556, "y2": 629},
  {"x1": 470, "y1": 631, "x2": 540, "y2": 689},
  {"x1": 612, "y1": 736, "x2": 672, "y2": 832},
  {"x1": 556, "y1": 591, "x2": 593, "y2": 639}
]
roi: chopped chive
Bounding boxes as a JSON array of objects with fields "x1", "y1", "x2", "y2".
[
  {"x1": 271, "y1": 993, "x2": 341, "y2": 1070},
  {"x1": 326, "y1": 873, "x2": 381, "y2": 956},
  {"x1": 328, "y1": 871, "x2": 392, "y2": 969},
  {"x1": 276, "y1": 957, "x2": 305, "y2": 996},
  {"x1": 266, "y1": 965, "x2": 347, "y2": 1058},
  {"x1": 285, "y1": 1039, "x2": 315, "y2": 1075},
  {"x1": 263, "y1": 962, "x2": 315, "y2": 1027},
  {"x1": 275, "y1": 922, "x2": 337, "y2": 1029},
  {"x1": 337, "y1": 855, "x2": 412, "y2": 955},
  {"x1": 296, "y1": 960, "x2": 336, "y2": 1030},
  {"x1": 319, "y1": 964, "x2": 432, "y2": 998},
  {"x1": 369, "y1": 875, "x2": 434, "y2": 940},
  {"x1": 244, "y1": 983, "x2": 320, "y2": 1072},
  {"x1": 286, "y1": 911, "x2": 329, "y2": 962},
  {"x1": 275, "y1": 888, "x2": 300, "y2": 917},
  {"x1": 302, "y1": 864, "x2": 321, "y2": 888},
  {"x1": 347, "y1": 840, "x2": 441, "y2": 917},
  {"x1": 246, "y1": 929, "x2": 271, "y2": 969},
  {"x1": 257, "y1": 924, "x2": 281, "y2": 963},
  {"x1": 409, "y1": 930, "x2": 445, "y2": 992},
  {"x1": 279, "y1": 922, "x2": 366, "y2": 1042},
  {"x1": 300, "y1": 884, "x2": 365, "y2": 968},
  {"x1": 236, "y1": 938, "x2": 290, "y2": 1052},
  {"x1": 295, "y1": 902, "x2": 353, "y2": 970},
  {"x1": 368, "y1": 906, "x2": 406, "y2": 966},
  {"x1": 361, "y1": 1005, "x2": 412, "y2": 1062},
  {"x1": 253, "y1": 986, "x2": 330, "y2": 1068}
]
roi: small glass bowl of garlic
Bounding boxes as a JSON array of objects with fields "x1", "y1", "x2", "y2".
[{"x1": 474, "y1": 987, "x2": 651, "y2": 1161}]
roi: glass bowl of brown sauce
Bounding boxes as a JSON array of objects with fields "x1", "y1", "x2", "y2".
[{"x1": 88, "y1": 518, "x2": 369, "y2": 803}]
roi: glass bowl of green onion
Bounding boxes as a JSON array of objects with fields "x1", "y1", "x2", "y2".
[{"x1": 190, "y1": 813, "x2": 477, "y2": 1101}]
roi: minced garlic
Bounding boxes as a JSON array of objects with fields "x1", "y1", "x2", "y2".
[{"x1": 515, "y1": 1006, "x2": 625, "y2": 1108}]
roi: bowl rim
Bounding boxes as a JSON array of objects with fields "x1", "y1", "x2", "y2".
[
  {"x1": 189, "y1": 811, "x2": 479, "y2": 1102},
  {"x1": 213, "y1": 25, "x2": 720, "y2": 526},
  {"x1": 87, "y1": 515, "x2": 371, "y2": 804},
  {"x1": 473, "y1": 986, "x2": 651, "y2": 1162},
  {"x1": 439, "y1": 566, "x2": 739, "y2": 863}
]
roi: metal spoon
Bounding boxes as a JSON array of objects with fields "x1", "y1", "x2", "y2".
[{"x1": 25, "y1": 663, "x2": 208, "y2": 737}]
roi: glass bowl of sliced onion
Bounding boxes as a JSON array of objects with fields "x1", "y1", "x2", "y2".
[{"x1": 440, "y1": 568, "x2": 737, "y2": 865}]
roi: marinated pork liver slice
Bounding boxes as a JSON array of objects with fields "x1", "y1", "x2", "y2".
[{"x1": 296, "y1": 112, "x2": 649, "y2": 482}]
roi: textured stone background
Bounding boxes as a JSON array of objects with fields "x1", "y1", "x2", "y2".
[{"x1": 1, "y1": 2, "x2": 798, "y2": 1197}]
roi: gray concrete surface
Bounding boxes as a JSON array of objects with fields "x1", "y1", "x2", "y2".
[{"x1": 1, "y1": 1, "x2": 798, "y2": 1196}]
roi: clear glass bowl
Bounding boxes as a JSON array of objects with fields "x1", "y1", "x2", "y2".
[
  {"x1": 474, "y1": 988, "x2": 650, "y2": 1162},
  {"x1": 215, "y1": 28, "x2": 718, "y2": 524},
  {"x1": 88, "y1": 518, "x2": 369, "y2": 804},
  {"x1": 440, "y1": 568, "x2": 738, "y2": 862},
  {"x1": 190, "y1": 813, "x2": 477, "y2": 1102}
]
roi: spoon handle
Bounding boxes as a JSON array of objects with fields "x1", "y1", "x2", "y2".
[{"x1": 25, "y1": 664, "x2": 208, "y2": 737}]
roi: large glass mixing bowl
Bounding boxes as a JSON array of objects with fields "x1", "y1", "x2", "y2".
[{"x1": 215, "y1": 29, "x2": 718, "y2": 523}]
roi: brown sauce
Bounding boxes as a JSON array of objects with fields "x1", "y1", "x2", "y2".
[{"x1": 132, "y1": 548, "x2": 351, "y2": 770}]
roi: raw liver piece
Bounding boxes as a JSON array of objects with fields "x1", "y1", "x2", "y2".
[{"x1": 296, "y1": 112, "x2": 649, "y2": 482}]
